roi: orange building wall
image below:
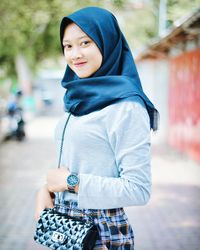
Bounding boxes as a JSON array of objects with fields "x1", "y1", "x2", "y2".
[{"x1": 169, "y1": 48, "x2": 200, "y2": 163}]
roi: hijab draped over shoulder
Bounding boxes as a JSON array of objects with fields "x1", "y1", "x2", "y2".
[{"x1": 60, "y1": 7, "x2": 159, "y2": 131}]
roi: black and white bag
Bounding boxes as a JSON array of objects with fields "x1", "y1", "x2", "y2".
[{"x1": 34, "y1": 208, "x2": 98, "y2": 250}]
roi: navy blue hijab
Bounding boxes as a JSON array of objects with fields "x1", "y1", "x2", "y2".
[{"x1": 60, "y1": 7, "x2": 159, "y2": 130}]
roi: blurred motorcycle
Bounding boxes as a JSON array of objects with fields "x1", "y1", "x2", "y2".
[{"x1": 3, "y1": 91, "x2": 26, "y2": 141}]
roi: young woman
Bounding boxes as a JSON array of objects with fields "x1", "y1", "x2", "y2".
[{"x1": 35, "y1": 6, "x2": 159, "y2": 249}]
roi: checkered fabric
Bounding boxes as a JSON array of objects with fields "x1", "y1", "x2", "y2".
[{"x1": 55, "y1": 200, "x2": 134, "y2": 249}]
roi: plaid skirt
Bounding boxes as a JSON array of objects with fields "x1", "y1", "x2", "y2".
[{"x1": 55, "y1": 200, "x2": 134, "y2": 249}]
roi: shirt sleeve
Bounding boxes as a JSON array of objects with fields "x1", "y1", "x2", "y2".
[{"x1": 77, "y1": 101, "x2": 151, "y2": 209}]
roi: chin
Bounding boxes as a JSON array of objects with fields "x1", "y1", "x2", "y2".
[{"x1": 77, "y1": 73, "x2": 92, "y2": 78}]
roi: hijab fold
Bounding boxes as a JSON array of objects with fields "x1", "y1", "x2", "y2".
[{"x1": 60, "y1": 7, "x2": 159, "y2": 131}]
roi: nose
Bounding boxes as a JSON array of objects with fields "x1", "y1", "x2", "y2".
[{"x1": 71, "y1": 46, "x2": 83, "y2": 61}]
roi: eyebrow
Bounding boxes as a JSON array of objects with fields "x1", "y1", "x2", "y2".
[{"x1": 63, "y1": 35, "x2": 89, "y2": 43}]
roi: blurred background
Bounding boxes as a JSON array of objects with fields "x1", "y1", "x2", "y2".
[{"x1": 0, "y1": 0, "x2": 200, "y2": 250}]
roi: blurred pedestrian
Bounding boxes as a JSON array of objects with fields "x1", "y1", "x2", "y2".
[{"x1": 35, "y1": 7, "x2": 159, "y2": 249}]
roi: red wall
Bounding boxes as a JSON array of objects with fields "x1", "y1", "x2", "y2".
[{"x1": 169, "y1": 48, "x2": 200, "y2": 163}]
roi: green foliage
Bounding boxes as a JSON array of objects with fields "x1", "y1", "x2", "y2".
[
  {"x1": 114, "y1": 0, "x2": 200, "y2": 49},
  {"x1": 0, "y1": 0, "x2": 199, "y2": 78},
  {"x1": 116, "y1": 8, "x2": 157, "y2": 50},
  {"x1": 0, "y1": 0, "x2": 102, "y2": 77},
  {"x1": 112, "y1": 0, "x2": 125, "y2": 7},
  {"x1": 167, "y1": 0, "x2": 200, "y2": 21}
]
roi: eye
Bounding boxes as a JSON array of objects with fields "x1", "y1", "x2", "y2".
[
  {"x1": 81, "y1": 40, "x2": 90, "y2": 47},
  {"x1": 63, "y1": 44, "x2": 72, "y2": 50}
]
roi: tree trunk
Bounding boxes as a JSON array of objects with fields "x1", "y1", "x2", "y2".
[{"x1": 15, "y1": 54, "x2": 32, "y2": 95}]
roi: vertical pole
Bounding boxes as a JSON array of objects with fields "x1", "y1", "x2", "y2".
[{"x1": 159, "y1": 0, "x2": 167, "y2": 36}]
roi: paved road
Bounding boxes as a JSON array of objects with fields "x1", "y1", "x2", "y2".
[{"x1": 0, "y1": 116, "x2": 200, "y2": 250}]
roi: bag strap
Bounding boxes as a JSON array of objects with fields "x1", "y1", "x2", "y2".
[
  {"x1": 57, "y1": 113, "x2": 71, "y2": 168},
  {"x1": 56, "y1": 113, "x2": 95, "y2": 221}
]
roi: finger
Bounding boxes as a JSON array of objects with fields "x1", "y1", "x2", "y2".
[{"x1": 34, "y1": 212, "x2": 40, "y2": 221}]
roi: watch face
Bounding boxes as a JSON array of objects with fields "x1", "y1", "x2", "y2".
[{"x1": 67, "y1": 174, "x2": 79, "y2": 187}]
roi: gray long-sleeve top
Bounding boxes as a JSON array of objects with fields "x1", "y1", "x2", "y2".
[{"x1": 55, "y1": 98, "x2": 151, "y2": 209}]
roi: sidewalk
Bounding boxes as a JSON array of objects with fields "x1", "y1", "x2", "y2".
[
  {"x1": 0, "y1": 116, "x2": 199, "y2": 250},
  {"x1": 125, "y1": 144, "x2": 200, "y2": 250}
]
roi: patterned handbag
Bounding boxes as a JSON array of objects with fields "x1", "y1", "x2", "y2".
[
  {"x1": 34, "y1": 208, "x2": 98, "y2": 250},
  {"x1": 34, "y1": 114, "x2": 98, "y2": 249}
]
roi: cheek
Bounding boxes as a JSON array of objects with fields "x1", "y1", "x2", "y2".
[
  {"x1": 88, "y1": 48, "x2": 102, "y2": 69},
  {"x1": 64, "y1": 52, "x2": 71, "y2": 64},
  {"x1": 95, "y1": 53, "x2": 103, "y2": 69}
]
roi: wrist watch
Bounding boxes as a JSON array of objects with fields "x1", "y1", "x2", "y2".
[{"x1": 66, "y1": 173, "x2": 79, "y2": 193}]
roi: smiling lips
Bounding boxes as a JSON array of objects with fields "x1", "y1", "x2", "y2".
[{"x1": 74, "y1": 61, "x2": 87, "y2": 67}]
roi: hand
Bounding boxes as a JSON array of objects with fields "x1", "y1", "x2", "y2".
[
  {"x1": 47, "y1": 167, "x2": 69, "y2": 193},
  {"x1": 35, "y1": 184, "x2": 54, "y2": 221}
]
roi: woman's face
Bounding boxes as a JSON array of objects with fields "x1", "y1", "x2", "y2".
[{"x1": 63, "y1": 22, "x2": 103, "y2": 78}]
